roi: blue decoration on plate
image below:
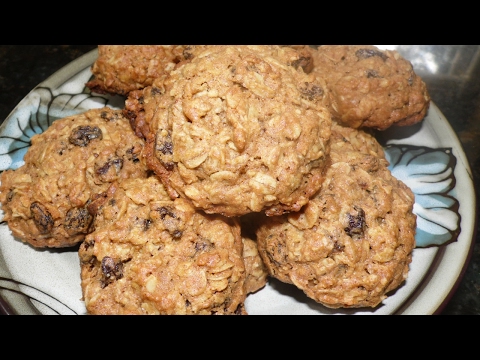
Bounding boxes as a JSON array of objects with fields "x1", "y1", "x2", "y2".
[{"x1": 384, "y1": 145, "x2": 460, "y2": 247}]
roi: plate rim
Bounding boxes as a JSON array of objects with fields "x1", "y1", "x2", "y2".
[{"x1": 395, "y1": 102, "x2": 478, "y2": 314}]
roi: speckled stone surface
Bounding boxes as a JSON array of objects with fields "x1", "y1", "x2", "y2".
[{"x1": 0, "y1": 45, "x2": 478, "y2": 315}]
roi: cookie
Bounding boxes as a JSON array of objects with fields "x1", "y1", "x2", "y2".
[
  {"x1": 86, "y1": 45, "x2": 193, "y2": 96},
  {"x1": 0, "y1": 107, "x2": 148, "y2": 248},
  {"x1": 124, "y1": 45, "x2": 317, "y2": 139},
  {"x1": 255, "y1": 122, "x2": 417, "y2": 308},
  {"x1": 312, "y1": 45, "x2": 430, "y2": 130},
  {"x1": 125, "y1": 45, "x2": 332, "y2": 217},
  {"x1": 79, "y1": 176, "x2": 247, "y2": 315}
]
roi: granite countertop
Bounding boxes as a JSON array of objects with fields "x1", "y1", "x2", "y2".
[{"x1": 0, "y1": 45, "x2": 478, "y2": 315}]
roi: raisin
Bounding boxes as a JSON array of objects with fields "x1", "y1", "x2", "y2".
[
  {"x1": 96, "y1": 158, "x2": 123, "y2": 178},
  {"x1": 30, "y1": 202, "x2": 54, "y2": 234},
  {"x1": 291, "y1": 56, "x2": 313, "y2": 73},
  {"x1": 344, "y1": 206, "x2": 366, "y2": 238},
  {"x1": 366, "y1": 69, "x2": 380, "y2": 78},
  {"x1": 99, "y1": 110, "x2": 121, "y2": 121},
  {"x1": 183, "y1": 46, "x2": 195, "y2": 60},
  {"x1": 155, "y1": 206, "x2": 183, "y2": 238},
  {"x1": 155, "y1": 130, "x2": 175, "y2": 170},
  {"x1": 158, "y1": 140, "x2": 173, "y2": 155},
  {"x1": 82, "y1": 239, "x2": 95, "y2": 251},
  {"x1": 101, "y1": 256, "x2": 123, "y2": 288},
  {"x1": 64, "y1": 206, "x2": 93, "y2": 235},
  {"x1": 299, "y1": 82, "x2": 324, "y2": 101},
  {"x1": 86, "y1": 191, "x2": 108, "y2": 216},
  {"x1": 332, "y1": 241, "x2": 345, "y2": 253},
  {"x1": 100, "y1": 111, "x2": 108, "y2": 119},
  {"x1": 163, "y1": 206, "x2": 177, "y2": 218},
  {"x1": 151, "y1": 87, "x2": 163, "y2": 96},
  {"x1": 69, "y1": 126, "x2": 103, "y2": 147},
  {"x1": 195, "y1": 238, "x2": 212, "y2": 252},
  {"x1": 126, "y1": 146, "x2": 140, "y2": 163},
  {"x1": 142, "y1": 219, "x2": 153, "y2": 231},
  {"x1": 356, "y1": 48, "x2": 388, "y2": 61}
]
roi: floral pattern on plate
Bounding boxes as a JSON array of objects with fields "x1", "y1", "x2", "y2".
[
  {"x1": 384, "y1": 145, "x2": 460, "y2": 247},
  {"x1": 0, "y1": 66, "x2": 123, "y2": 170}
]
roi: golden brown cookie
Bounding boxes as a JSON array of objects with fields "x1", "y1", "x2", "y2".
[
  {"x1": 0, "y1": 107, "x2": 148, "y2": 248},
  {"x1": 86, "y1": 45, "x2": 193, "y2": 96},
  {"x1": 255, "y1": 122, "x2": 417, "y2": 308},
  {"x1": 312, "y1": 45, "x2": 430, "y2": 130},
  {"x1": 79, "y1": 176, "x2": 247, "y2": 315},
  {"x1": 125, "y1": 45, "x2": 332, "y2": 217},
  {"x1": 123, "y1": 45, "x2": 317, "y2": 139}
]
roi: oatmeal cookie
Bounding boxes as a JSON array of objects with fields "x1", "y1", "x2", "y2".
[
  {"x1": 126, "y1": 45, "x2": 332, "y2": 217},
  {"x1": 123, "y1": 45, "x2": 316, "y2": 139},
  {"x1": 79, "y1": 176, "x2": 247, "y2": 315},
  {"x1": 0, "y1": 107, "x2": 148, "y2": 248},
  {"x1": 86, "y1": 45, "x2": 194, "y2": 96},
  {"x1": 312, "y1": 45, "x2": 430, "y2": 130},
  {"x1": 255, "y1": 122, "x2": 417, "y2": 308}
]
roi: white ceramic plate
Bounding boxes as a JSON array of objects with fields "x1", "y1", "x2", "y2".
[{"x1": 0, "y1": 49, "x2": 476, "y2": 315}]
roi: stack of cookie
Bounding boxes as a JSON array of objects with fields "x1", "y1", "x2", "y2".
[{"x1": 0, "y1": 45, "x2": 430, "y2": 314}]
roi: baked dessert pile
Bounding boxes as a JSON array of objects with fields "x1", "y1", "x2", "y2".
[{"x1": 0, "y1": 45, "x2": 430, "y2": 314}]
